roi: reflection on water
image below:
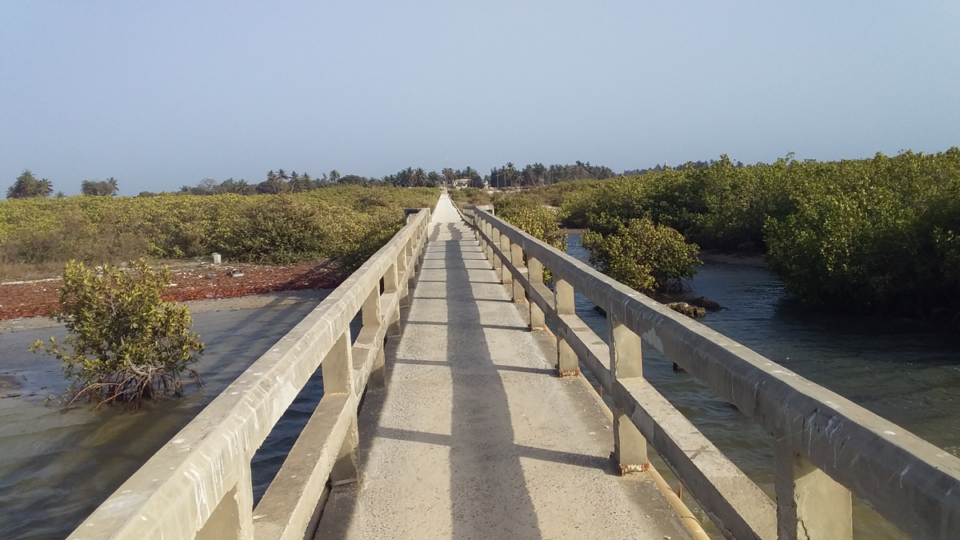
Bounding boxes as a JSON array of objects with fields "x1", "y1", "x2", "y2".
[{"x1": 565, "y1": 234, "x2": 960, "y2": 539}]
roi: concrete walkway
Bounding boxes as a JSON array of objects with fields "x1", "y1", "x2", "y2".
[{"x1": 316, "y1": 195, "x2": 690, "y2": 539}]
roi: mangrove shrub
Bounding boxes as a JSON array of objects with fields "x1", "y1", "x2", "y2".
[
  {"x1": 493, "y1": 195, "x2": 568, "y2": 252},
  {"x1": 581, "y1": 218, "x2": 701, "y2": 293},
  {"x1": 31, "y1": 260, "x2": 204, "y2": 408}
]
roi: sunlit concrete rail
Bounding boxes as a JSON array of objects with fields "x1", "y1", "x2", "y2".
[
  {"x1": 67, "y1": 208, "x2": 432, "y2": 540},
  {"x1": 463, "y1": 204, "x2": 960, "y2": 540}
]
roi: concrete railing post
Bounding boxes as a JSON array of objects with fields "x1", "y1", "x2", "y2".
[
  {"x1": 555, "y1": 278, "x2": 578, "y2": 376},
  {"x1": 476, "y1": 218, "x2": 485, "y2": 254},
  {"x1": 478, "y1": 219, "x2": 488, "y2": 259},
  {"x1": 609, "y1": 314, "x2": 647, "y2": 474},
  {"x1": 323, "y1": 330, "x2": 360, "y2": 486},
  {"x1": 472, "y1": 214, "x2": 481, "y2": 242},
  {"x1": 362, "y1": 285, "x2": 386, "y2": 388},
  {"x1": 195, "y1": 465, "x2": 255, "y2": 540},
  {"x1": 500, "y1": 235, "x2": 512, "y2": 285},
  {"x1": 406, "y1": 237, "x2": 416, "y2": 273},
  {"x1": 384, "y1": 263, "x2": 402, "y2": 338},
  {"x1": 417, "y1": 217, "x2": 428, "y2": 270},
  {"x1": 510, "y1": 243, "x2": 525, "y2": 302},
  {"x1": 491, "y1": 228, "x2": 502, "y2": 272},
  {"x1": 774, "y1": 441, "x2": 852, "y2": 540},
  {"x1": 484, "y1": 219, "x2": 494, "y2": 265},
  {"x1": 527, "y1": 257, "x2": 545, "y2": 329},
  {"x1": 398, "y1": 242, "x2": 411, "y2": 309}
]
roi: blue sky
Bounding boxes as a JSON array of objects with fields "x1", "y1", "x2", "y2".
[{"x1": 1, "y1": 1, "x2": 958, "y2": 195}]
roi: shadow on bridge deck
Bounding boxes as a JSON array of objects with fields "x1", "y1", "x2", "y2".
[{"x1": 316, "y1": 196, "x2": 690, "y2": 540}]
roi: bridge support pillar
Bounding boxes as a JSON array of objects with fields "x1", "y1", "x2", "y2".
[
  {"x1": 528, "y1": 257, "x2": 545, "y2": 330},
  {"x1": 609, "y1": 315, "x2": 647, "y2": 473},
  {"x1": 774, "y1": 441, "x2": 852, "y2": 540},
  {"x1": 555, "y1": 279, "x2": 579, "y2": 376}
]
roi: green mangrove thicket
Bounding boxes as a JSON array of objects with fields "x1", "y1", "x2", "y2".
[
  {"x1": 0, "y1": 186, "x2": 439, "y2": 273},
  {"x1": 492, "y1": 195, "x2": 567, "y2": 253},
  {"x1": 507, "y1": 149, "x2": 960, "y2": 320}
]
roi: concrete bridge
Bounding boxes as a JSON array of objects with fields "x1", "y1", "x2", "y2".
[{"x1": 69, "y1": 194, "x2": 960, "y2": 540}]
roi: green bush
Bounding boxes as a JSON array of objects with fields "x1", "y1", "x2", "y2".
[
  {"x1": 226, "y1": 195, "x2": 327, "y2": 263},
  {"x1": 31, "y1": 260, "x2": 204, "y2": 408},
  {"x1": 764, "y1": 149, "x2": 960, "y2": 316},
  {"x1": 581, "y1": 219, "x2": 701, "y2": 293},
  {"x1": 449, "y1": 187, "x2": 491, "y2": 207},
  {"x1": 493, "y1": 195, "x2": 567, "y2": 252}
]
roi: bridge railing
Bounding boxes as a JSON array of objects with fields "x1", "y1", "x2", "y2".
[
  {"x1": 69, "y1": 208, "x2": 432, "y2": 540},
  {"x1": 463, "y1": 205, "x2": 960, "y2": 540}
]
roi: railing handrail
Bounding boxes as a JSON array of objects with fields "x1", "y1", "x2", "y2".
[
  {"x1": 465, "y1": 205, "x2": 960, "y2": 540},
  {"x1": 69, "y1": 208, "x2": 432, "y2": 540}
]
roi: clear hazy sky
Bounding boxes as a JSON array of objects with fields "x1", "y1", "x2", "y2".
[{"x1": 2, "y1": 1, "x2": 958, "y2": 195}]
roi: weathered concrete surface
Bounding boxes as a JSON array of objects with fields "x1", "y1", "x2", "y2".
[{"x1": 317, "y1": 195, "x2": 690, "y2": 540}]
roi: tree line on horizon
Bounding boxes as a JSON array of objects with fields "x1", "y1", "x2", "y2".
[
  {"x1": 5, "y1": 170, "x2": 119, "y2": 199},
  {"x1": 4, "y1": 159, "x2": 745, "y2": 200}
]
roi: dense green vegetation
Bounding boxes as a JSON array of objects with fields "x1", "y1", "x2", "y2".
[
  {"x1": 506, "y1": 149, "x2": 960, "y2": 321},
  {"x1": 493, "y1": 195, "x2": 567, "y2": 252},
  {"x1": 31, "y1": 260, "x2": 205, "y2": 408},
  {"x1": 449, "y1": 187, "x2": 492, "y2": 207},
  {"x1": 0, "y1": 186, "x2": 439, "y2": 273},
  {"x1": 581, "y1": 220, "x2": 700, "y2": 293}
]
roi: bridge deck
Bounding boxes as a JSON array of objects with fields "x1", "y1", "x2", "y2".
[{"x1": 316, "y1": 195, "x2": 691, "y2": 539}]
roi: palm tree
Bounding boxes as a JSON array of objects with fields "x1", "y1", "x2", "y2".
[
  {"x1": 235, "y1": 179, "x2": 254, "y2": 195},
  {"x1": 412, "y1": 167, "x2": 427, "y2": 187},
  {"x1": 258, "y1": 170, "x2": 287, "y2": 194},
  {"x1": 6, "y1": 170, "x2": 53, "y2": 199}
]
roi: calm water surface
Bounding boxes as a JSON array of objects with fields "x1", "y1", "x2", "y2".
[
  {"x1": 566, "y1": 233, "x2": 960, "y2": 539},
  {"x1": 0, "y1": 298, "x2": 353, "y2": 540}
]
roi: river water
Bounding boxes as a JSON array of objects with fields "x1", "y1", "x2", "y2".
[
  {"x1": 564, "y1": 233, "x2": 960, "y2": 539},
  {"x1": 0, "y1": 294, "x2": 341, "y2": 540}
]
